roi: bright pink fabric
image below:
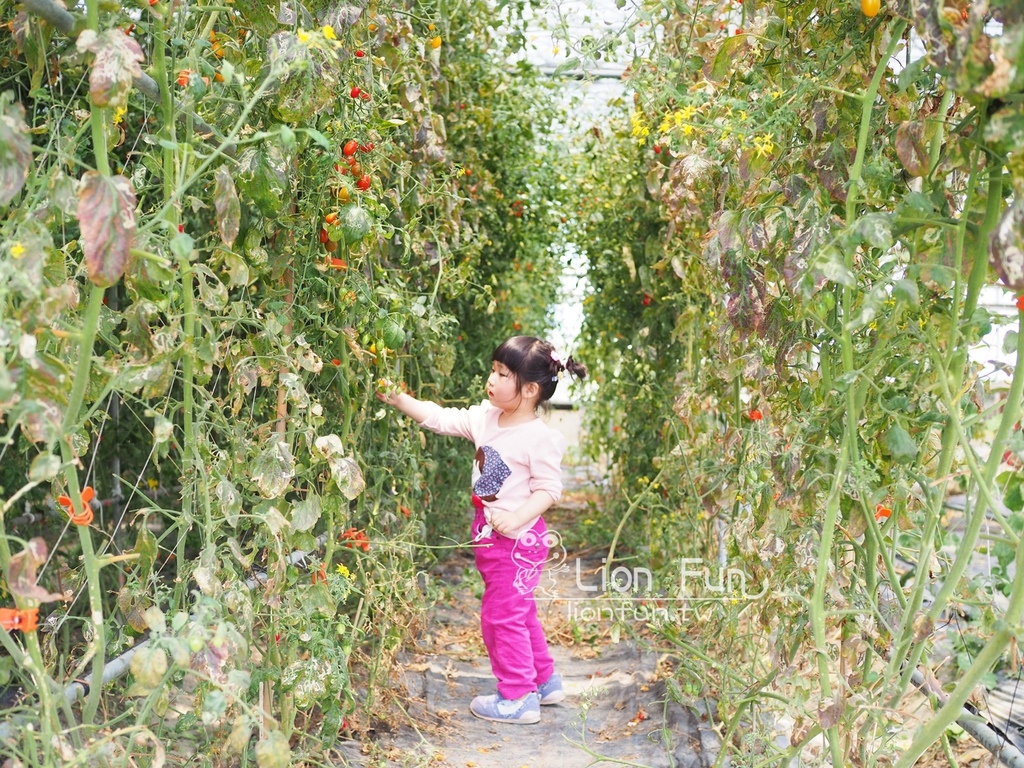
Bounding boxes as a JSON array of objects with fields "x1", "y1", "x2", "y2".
[{"x1": 471, "y1": 502, "x2": 555, "y2": 699}]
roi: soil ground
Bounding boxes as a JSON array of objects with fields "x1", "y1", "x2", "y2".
[{"x1": 333, "y1": 486, "x2": 722, "y2": 768}]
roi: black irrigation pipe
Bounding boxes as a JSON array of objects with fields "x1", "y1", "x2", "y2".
[
  {"x1": 22, "y1": 0, "x2": 236, "y2": 156},
  {"x1": 910, "y1": 667, "x2": 1024, "y2": 768}
]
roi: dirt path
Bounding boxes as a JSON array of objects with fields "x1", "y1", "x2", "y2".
[{"x1": 335, "y1": 492, "x2": 722, "y2": 768}]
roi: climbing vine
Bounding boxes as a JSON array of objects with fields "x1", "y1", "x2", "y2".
[
  {"x1": 0, "y1": 0, "x2": 568, "y2": 762},
  {"x1": 573, "y1": 0, "x2": 1024, "y2": 763}
]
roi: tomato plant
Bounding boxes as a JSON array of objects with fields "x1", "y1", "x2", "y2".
[
  {"x1": 0, "y1": 0, "x2": 573, "y2": 762},
  {"x1": 571, "y1": 0, "x2": 1024, "y2": 764}
]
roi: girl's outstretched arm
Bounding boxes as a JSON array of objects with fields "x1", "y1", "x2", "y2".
[{"x1": 376, "y1": 387, "x2": 436, "y2": 424}]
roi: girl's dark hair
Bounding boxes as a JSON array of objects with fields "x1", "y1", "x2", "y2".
[{"x1": 492, "y1": 336, "x2": 588, "y2": 405}]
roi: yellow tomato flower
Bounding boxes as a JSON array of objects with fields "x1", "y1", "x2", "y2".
[
  {"x1": 753, "y1": 132, "x2": 775, "y2": 157},
  {"x1": 336, "y1": 563, "x2": 352, "y2": 579},
  {"x1": 322, "y1": 25, "x2": 337, "y2": 39},
  {"x1": 9, "y1": 242, "x2": 25, "y2": 259},
  {"x1": 297, "y1": 29, "x2": 310, "y2": 43}
]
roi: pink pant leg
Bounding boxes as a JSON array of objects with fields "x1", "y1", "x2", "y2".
[{"x1": 472, "y1": 507, "x2": 555, "y2": 699}]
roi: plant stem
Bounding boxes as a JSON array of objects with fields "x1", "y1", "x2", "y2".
[
  {"x1": 59, "y1": 286, "x2": 107, "y2": 726},
  {"x1": 927, "y1": 161, "x2": 1009, "y2": 622},
  {"x1": 809, "y1": 20, "x2": 907, "y2": 764}
]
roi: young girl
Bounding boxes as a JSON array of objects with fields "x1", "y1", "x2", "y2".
[{"x1": 378, "y1": 336, "x2": 587, "y2": 724}]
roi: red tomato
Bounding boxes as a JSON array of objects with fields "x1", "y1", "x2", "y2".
[
  {"x1": 319, "y1": 228, "x2": 329, "y2": 243},
  {"x1": 356, "y1": 175, "x2": 371, "y2": 191},
  {"x1": 1016, "y1": 295, "x2": 1024, "y2": 312},
  {"x1": 749, "y1": 409, "x2": 762, "y2": 421},
  {"x1": 355, "y1": 50, "x2": 365, "y2": 57},
  {"x1": 350, "y1": 86, "x2": 361, "y2": 98},
  {"x1": 343, "y1": 140, "x2": 358, "y2": 157}
]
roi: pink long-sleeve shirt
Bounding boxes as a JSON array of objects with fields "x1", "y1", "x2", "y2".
[{"x1": 418, "y1": 400, "x2": 566, "y2": 538}]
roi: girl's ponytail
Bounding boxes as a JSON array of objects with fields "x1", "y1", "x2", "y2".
[{"x1": 493, "y1": 336, "x2": 587, "y2": 406}]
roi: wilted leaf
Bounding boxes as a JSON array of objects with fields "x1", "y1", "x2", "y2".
[
  {"x1": 217, "y1": 479, "x2": 242, "y2": 527},
  {"x1": 812, "y1": 246, "x2": 855, "y2": 287},
  {"x1": 254, "y1": 730, "x2": 291, "y2": 768},
  {"x1": 818, "y1": 700, "x2": 844, "y2": 729},
  {"x1": 313, "y1": 436, "x2": 365, "y2": 499},
  {"x1": 335, "y1": 456, "x2": 365, "y2": 500},
  {"x1": 291, "y1": 496, "x2": 322, "y2": 532},
  {"x1": 262, "y1": 505, "x2": 290, "y2": 536},
  {"x1": 28, "y1": 453, "x2": 61, "y2": 482},
  {"x1": 252, "y1": 441, "x2": 295, "y2": 498},
  {"x1": 0, "y1": 94, "x2": 32, "y2": 206},
  {"x1": 213, "y1": 166, "x2": 240, "y2": 247},
  {"x1": 990, "y1": 197, "x2": 1024, "y2": 292},
  {"x1": 705, "y1": 35, "x2": 747, "y2": 83},
  {"x1": 133, "y1": 524, "x2": 158, "y2": 584},
  {"x1": 78, "y1": 171, "x2": 137, "y2": 287},
  {"x1": 76, "y1": 29, "x2": 145, "y2": 109},
  {"x1": 8, "y1": 537, "x2": 66, "y2": 602},
  {"x1": 854, "y1": 213, "x2": 894, "y2": 252},
  {"x1": 895, "y1": 121, "x2": 929, "y2": 177},
  {"x1": 128, "y1": 645, "x2": 168, "y2": 694}
]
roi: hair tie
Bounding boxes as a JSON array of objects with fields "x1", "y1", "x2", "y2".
[{"x1": 550, "y1": 349, "x2": 565, "y2": 381}]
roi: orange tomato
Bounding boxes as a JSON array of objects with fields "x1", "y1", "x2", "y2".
[{"x1": 861, "y1": 0, "x2": 880, "y2": 17}]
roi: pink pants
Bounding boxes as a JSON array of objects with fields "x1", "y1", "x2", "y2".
[{"x1": 471, "y1": 498, "x2": 555, "y2": 700}]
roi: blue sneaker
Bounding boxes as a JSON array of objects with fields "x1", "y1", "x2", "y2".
[
  {"x1": 537, "y1": 672, "x2": 565, "y2": 705},
  {"x1": 469, "y1": 691, "x2": 540, "y2": 724}
]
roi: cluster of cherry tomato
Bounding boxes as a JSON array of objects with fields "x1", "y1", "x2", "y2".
[{"x1": 333, "y1": 139, "x2": 374, "y2": 197}]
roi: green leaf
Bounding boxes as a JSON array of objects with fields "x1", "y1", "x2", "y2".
[
  {"x1": 892, "y1": 279, "x2": 919, "y2": 306},
  {"x1": 884, "y1": 425, "x2": 917, "y2": 464},
  {"x1": 302, "y1": 128, "x2": 331, "y2": 149},
  {"x1": 552, "y1": 57, "x2": 581, "y2": 77},
  {"x1": 896, "y1": 56, "x2": 925, "y2": 91}
]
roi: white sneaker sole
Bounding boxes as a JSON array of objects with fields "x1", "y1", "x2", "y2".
[
  {"x1": 470, "y1": 707, "x2": 540, "y2": 724},
  {"x1": 539, "y1": 690, "x2": 566, "y2": 705}
]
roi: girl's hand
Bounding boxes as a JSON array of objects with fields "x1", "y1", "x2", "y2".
[{"x1": 375, "y1": 378, "x2": 402, "y2": 404}]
